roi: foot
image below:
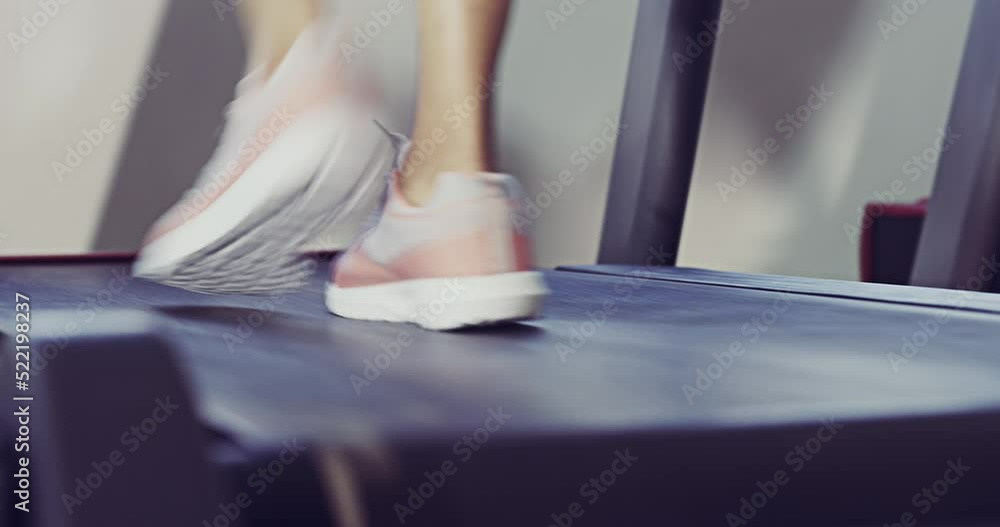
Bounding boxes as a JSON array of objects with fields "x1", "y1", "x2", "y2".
[
  {"x1": 133, "y1": 23, "x2": 393, "y2": 294},
  {"x1": 327, "y1": 169, "x2": 548, "y2": 330}
]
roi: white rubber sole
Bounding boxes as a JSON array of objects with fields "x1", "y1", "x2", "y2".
[
  {"x1": 133, "y1": 103, "x2": 386, "y2": 282},
  {"x1": 326, "y1": 271, "x2": 549, "y2": 330}
]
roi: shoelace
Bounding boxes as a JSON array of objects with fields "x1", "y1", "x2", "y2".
[
  {"x1": 362, "y1": 120, "x2": 412, "y2": 232},
  {"x1": 372, "y1": 119, "x2": 412, "y2": 180}
]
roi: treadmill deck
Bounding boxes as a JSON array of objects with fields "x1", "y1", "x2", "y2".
[{"x1": 4, "y1": 258, "x2": 1000, "y2": 525}]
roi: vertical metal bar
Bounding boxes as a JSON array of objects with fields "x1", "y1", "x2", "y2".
[
  {"x1": 598, "y1": 0, "x2": 722, "y2": 266},
  {"x1": 911, "y1": 0, "x2": 1000, "y2": 292}
]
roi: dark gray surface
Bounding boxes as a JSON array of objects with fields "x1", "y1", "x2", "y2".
[
  {"x1": 1, "y1": 316, "x2": 228, "y2": 527},
  {"x1": 1, "y1": 259, "x2": 999, "y2": 442},
  {"x1": 598, "y1": 0, "x2": 721, "y2": 265},
  {"x1": 562, "y1": 264, "x2": 1000, "y2": 315},
  {"x1": 911, "y1": 0, "x2": 1000, "y2": 292},
  {"x1": 93, "y1": 0, "x2": 246, "y2": 252},
  {"x1": 3, "y1": 259, "x2": 1000, "y2": 525}
]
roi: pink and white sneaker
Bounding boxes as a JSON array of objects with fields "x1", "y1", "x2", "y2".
[
  {"x1": 327, "y1": 169, "x2": 549, "y2": 330},
  {"x1": 133, "y1": 22, "x2": 393, "y2": 293}
]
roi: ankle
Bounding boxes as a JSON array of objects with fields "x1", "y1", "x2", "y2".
[{"x1": 398, "y1": 151, "x2": 491, "y2": 206}]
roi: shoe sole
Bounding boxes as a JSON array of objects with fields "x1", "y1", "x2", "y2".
[
  {"x1": 134, "y1": 104, "x2": 392, "y2": 292},
  {"x1": 326, "y1": 271, "x2": 549, "y2": 330}
]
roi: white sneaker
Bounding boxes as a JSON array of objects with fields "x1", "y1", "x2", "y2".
[
  {"x1": 327, "y1": 163, "x2": 549, "y2": 330},
  {"x1": 133, "y1": 22, "x2": 393, "y2": 293}
]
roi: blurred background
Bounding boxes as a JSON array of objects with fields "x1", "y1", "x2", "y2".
[{"x1": 1, "y1": 0, "x2": 975, "y2": 280}]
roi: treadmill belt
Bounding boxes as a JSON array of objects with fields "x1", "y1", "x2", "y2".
[
  {"x1": 3, "y1": 258, "x2": 1000, "y2": 525},
  {"x1": 3, "y1": 259, "x2": 1000, "y2": 439}
]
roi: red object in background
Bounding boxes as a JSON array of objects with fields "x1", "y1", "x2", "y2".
[
  {"x1": 0, "y1": 252, "x2": 137, "y2": 263},
  {"x1": 859, "y1": 198, "x2": 929, "y2": 283}
]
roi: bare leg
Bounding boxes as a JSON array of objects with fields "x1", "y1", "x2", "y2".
[
  {"x1": 239, "y1": 0, "x2": 324, "y2": 76},
  {"x1": 401, "y1": 0, "x2": 513, "y2": 205}
]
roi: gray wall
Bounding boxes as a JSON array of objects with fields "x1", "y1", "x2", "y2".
[
  {"x1": 678, "y1": 0, "x2": 974, "y2": 280},
  {"x1": 3, "y1": 0, "x2": 168, "y2": 254},
  {"x1": 1, "y1": 0, "x2": 977, "y2": 282}
]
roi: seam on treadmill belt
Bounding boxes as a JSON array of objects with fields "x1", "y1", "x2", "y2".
[{"x1": 555, "y1": 267, "x2": 1000, "y2": 317}]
